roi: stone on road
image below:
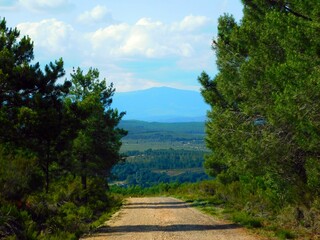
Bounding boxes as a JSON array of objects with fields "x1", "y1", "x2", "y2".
[{"x1": 82, "y1": 197, "x2": 265, "y2": 240}]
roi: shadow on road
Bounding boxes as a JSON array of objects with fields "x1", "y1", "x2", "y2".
[
  {"x1": 85, "y1": 223, "x2": 240, "y2": 237},
  {"x1": 125, "y1": 201, "x2": 186, "y2": 206},
  {"x1": 123, "y1": 201, "x2": 191, "y2": 209},
  {"x1": 124, "y1": 205, "x2": 190, "y2": 209}
]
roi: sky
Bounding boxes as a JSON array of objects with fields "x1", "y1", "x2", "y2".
[{"x1": 0, "y1": 0, "x2": 243, "y2": 92}]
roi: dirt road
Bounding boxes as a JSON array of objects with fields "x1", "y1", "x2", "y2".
[{"x1": 82, "y1": 197, "x2": 265, "y2": 240}]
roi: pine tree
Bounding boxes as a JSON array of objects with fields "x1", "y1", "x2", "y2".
[
  {"x1": 68, "y1": 68, "x2": 127, "y2": 196},
  {"x1": 200, "y1": 0, "x2": 320, "y2": 203}
]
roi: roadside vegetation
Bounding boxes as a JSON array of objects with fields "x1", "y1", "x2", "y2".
[{"x1": 197, "y1": 1, "x2": 320, "y2": 239}]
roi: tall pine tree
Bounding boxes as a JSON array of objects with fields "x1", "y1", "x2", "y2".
[{"x1": 67, "y1": 68, "x2": 127, "y2": 196}]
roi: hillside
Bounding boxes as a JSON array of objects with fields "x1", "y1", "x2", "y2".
[{"x1": 113, "y1": 87, "x2": 209, "y2": 122}]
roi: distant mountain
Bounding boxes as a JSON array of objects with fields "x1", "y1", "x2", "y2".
[{"x1": 112, "y1": 87, "x2": 209, "y2": 122}]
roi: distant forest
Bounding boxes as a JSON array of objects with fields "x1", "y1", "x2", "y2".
[{"x1": 111, "y1": 149, "x2": 211, "y2": 187}]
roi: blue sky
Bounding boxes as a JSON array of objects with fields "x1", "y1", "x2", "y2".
[{"x1": 0, "y1": 0, "x2": 243, "y2": 92}]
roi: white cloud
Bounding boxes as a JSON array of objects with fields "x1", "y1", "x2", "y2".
[
  {"x1": 78, "y1": 5, "x2": 113, "y2": 25},
  {"x1": 15, "y1": 15, "x2": 207, "y2": 62},
  {"x1": 18, "y1": 0, "x2": 72, "y2": 11},
  {"x1": 92, "y1": 23, "x2": 129, "y2": 42},
  {"x1": 136, "y1": 18, "x2": 163, "y2": 29},
  {"x1": 89, "y1": 23, "x2": 129, "y2": 53},
  {"x1": 120, "y1": 27, "x2": 154, "y2": 57},
  {"x1": 17, "y1": 19, "x2": 75, "y2": 55},
  {"x1": 172, "y1": 15, "x2": 210, "y2": 31},
  {"x1": 87, "y1": 15, "x2": 210, "y2": 60}
]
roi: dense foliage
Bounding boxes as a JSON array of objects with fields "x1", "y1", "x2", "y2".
[
  {"x1": 199, "y1": 0, "x2": 320, "y2": 236},
  {"x1": 0, "y1": 18, "x2": 126, "y2": 239},
  {"x1": 111, "y1": 149, "x2": 210, "y2": 187}
]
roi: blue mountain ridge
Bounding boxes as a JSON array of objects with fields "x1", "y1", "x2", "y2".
[{"x1": 112, "y1": 87, "x2": 210, "y2": 122}]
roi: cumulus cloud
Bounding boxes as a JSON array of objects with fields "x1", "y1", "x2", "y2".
[
  {"x1": 78, "y1": 5, "x2": 114, "y2": 25},
  {"x1": 89, "y1": 23, "x2": 129, "y2": 54},
  {"x1": 14, "y1": 14, "x2": 210, "y2": 67},
  {"x1": 87, "y1": 15, "x2": 210, "y2": 60},
  {"x1": 172, "y1": 15, "x2": 210, "y2": 31},
  {"x1": 17, "y1": 19, "x2": 75, "y2": 55},
  {"x1": 121, "y1": 29, "x2": 150, "y2": 55},
  {"x1": 92, "y1": 23, "x2": 129, "y2": 42},
  {"x1": 136, "y1": 18, "x2": 163, "y2": 29}
]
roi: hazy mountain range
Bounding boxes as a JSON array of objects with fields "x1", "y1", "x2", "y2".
[{"x1": 112, "y1": 87, "x2": 209, "y2": 122}]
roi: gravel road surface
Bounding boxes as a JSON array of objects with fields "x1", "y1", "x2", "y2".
[{"x1": 82, "y1": 197, "x2": 266, "y2": 240}]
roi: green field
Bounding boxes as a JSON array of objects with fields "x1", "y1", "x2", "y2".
[
  {"x1": 119, "y1": 120, "x2": 207, "y2": 152},
  {"x1": 152, "y1": 168, "x2": 204, "y2": 177},
  {"x1": 119, "y1": 120, "x2": 205, "y2": 134}
]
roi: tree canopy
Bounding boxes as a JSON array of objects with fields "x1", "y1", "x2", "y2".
[
  {"x1": 199, "y1": 0, "x2": 320, "y2": 205},
  {"x1": 0, "y1": 18, "x2": 127, "y2": 238}
]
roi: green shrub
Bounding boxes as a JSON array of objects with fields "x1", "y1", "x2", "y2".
[
  {"x1": 0, "y1": 204, "x2": 37, "y2": 240},
  {"x1": 0, "y1": 204, "x2": 22, "y2": 239},
  {"x1": 305, "y1": 158, "x2": 320, "y2": 193},
  {"x1": 231, "y1": 211, "x2": 263, "y2": 228},
  {"x1": 275, "y1": 229, "x2": 295, "y2": 239},
  {"x1": 38, "y1": 231, "x2": 77, "y2": 240},
  {"x1": 0, "y1": 146, "x2": 42, "y2": 202}
]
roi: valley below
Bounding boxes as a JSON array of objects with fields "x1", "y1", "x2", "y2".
[{"x1": 111, "y1": 120, "x2": 210, "y2": 187}]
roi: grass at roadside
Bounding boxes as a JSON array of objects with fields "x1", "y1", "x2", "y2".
[
  {"x1": 88, "y1": 194, "x2": 123, "y2": 230},
  {"x1": 171, "y1": 186, "x2": 297, "y2": 240}
]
